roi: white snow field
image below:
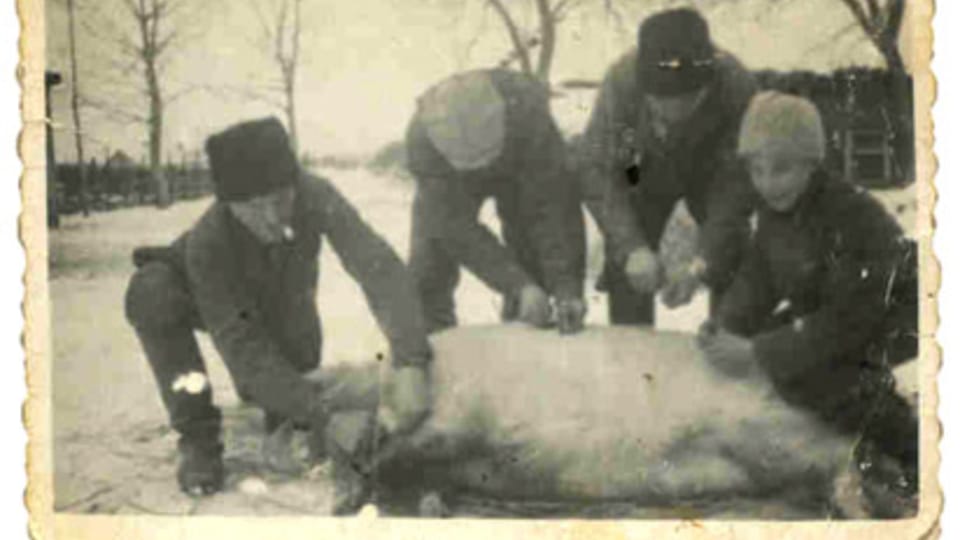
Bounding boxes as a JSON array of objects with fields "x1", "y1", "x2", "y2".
[{"x1": 49, "y1": 166, "x2": 917, "y2": 516}]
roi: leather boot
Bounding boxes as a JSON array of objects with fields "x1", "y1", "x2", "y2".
[{"x1": 177, "y1": 436, "x2": 225, "y2": 497}]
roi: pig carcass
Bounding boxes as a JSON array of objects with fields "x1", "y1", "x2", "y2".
[{"x1": 322, "y1": 325, "x2": 860, "y2": 517}]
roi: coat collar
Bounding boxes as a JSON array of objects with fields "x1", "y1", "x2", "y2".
[{"x1": 636, "y1": 70, "x2": 728, "y2": 154}]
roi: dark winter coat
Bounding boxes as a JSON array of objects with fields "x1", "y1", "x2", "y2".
[
  {"x1": 716, "y1": 170, "x2": 911, "y2": 404},
  {"x1": 406, "y1": 69, "x2": 585, "y2": 300},
  {"x1": 579, "y1": 48, "x2": 758, "y2": 290},
  {"x1": 153, "y1": 173, "x2": 432, "y2": 422}
]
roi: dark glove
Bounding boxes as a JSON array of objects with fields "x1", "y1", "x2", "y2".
[{"x1": 555, "y1": 297, "x2": 587, "y2": 335}]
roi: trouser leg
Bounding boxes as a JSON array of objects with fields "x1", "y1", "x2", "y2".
[
  {"x1": 498, "y1": 204, "x2": 544, "y2": 323},
  {"x1": 125, "y1": 262, "x2": 221, "y2": 441},
  {"x1": 409, "y1": 191, "x2": 461, "y2": 334},
  {"x1": 819, "y1": 372, "x2": 918, "y2": 479},
  {"x1": 786, "y1": 368, "x2": 919, "y2": 511},
  {"x1": 601, "y1": 257, "x2": 655, "y2": 326}
]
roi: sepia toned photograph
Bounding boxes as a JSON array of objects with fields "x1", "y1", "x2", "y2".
[{"x1": 23, "y1": 0, "x2": 938, "y2": 536}]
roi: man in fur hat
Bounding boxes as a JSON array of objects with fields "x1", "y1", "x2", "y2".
[
  {"x1": 406, "y1": 69, "x2": 587, "y2": 334},
  {"x1": 579, "y1": 7, "x2": 758, "y2": 325},
  {"x1": 124, "y1": 118, "x2": 432, "y2": 496}
]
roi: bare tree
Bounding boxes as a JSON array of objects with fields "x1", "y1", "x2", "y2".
[
  {"x1": 248, "y1": 0, "x2": 304, "y2": 153},
  {"x1": 71, "y1": 0, "x2": 211, "y2": 208},
  {"x1": 127, "y1": 0, "x2": 181, "y2": 207},
  {"x1": 486, "y1": 0, "x2": 585, "y2": 84},
  {"x1": 837, "y1": 0, "x2": 906, "y2": 73},
  {"x1": 66, "y1": 0, "x2": 89, "y2": 216},
  {"x1": 486, "y1": 0, "x2": 729, "y2": 86}
]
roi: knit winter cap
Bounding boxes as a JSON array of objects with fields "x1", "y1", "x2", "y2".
[
  {"x1": 637, "y1": 8, "x2": 716, "y2": 96},
  {"x1": 418, "y1": 71, "x2": 506, "y2": 171},
  {"x1": 738, "y1": 91, "x2": 826, "y2": 161},
  {"x1": 205, "y1": 117, "x2": 299, "y2": 202}
]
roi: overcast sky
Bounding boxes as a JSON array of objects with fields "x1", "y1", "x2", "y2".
[{"x1": 45, "y1": 0, "x2": 917, "y2": 163}]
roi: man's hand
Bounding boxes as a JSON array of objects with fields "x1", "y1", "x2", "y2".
[
  {"x1": 660, "y1": 274, "x2": 699, "y2": 308},
  {"x1": 660, "y1": 257, "x2": 705, "y2": 308},
  {"x1": 624, "y1": 247, "x2": 663, "y2": 294},
  {"x1": 555, "y1": 297, "x2": 587, "y2": 335},
  {"x1": 380, "y1": 366, "x2": 431, "y2": 435},
  {"x1": 517, "y1": 285, "x2": 552, "y2": 328},
  {"x1": 699, "y1": 328, "x2": 757, "y2": 378}
]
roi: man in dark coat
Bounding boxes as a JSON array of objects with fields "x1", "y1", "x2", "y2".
[
  {"x1": 406, "y1": 69, "x2": 587, "y2": 334},
  {"x1": 579, "y1": 8, "x2": 758, "y2": 325},
  {"x1": 124, "y1": 118, "x2": 433, "y2": 496},
  {"x1": 700, "y1": 92, "x2": 918, "y2": 515}
]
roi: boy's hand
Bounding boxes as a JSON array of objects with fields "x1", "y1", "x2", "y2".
[
  {"x1": 699, "y1": 329, "x2": 757, "y2": 378},
  {"x1": 380, "y1": 365, "x2": 431, "y2": 435},
  {"x1": 660, "y1": 257, "x2": 705, "y2": 308},
  {"x1": 696, "y1": 319, "x2": 718, "y2": 348}
]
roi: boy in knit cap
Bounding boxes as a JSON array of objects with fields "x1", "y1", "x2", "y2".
[
  {"x1": 124, "y1": 117, "x2": 433, "y2": 496},
  {"x1": 406, "y1": 69, "x2": 587, "y2": 335},
  {"x1": 699, "y1": 92, "x2": 918, "y2": 515},
  {"x1": 579, "y1": 7, "x2": 758, "y2": 325}
]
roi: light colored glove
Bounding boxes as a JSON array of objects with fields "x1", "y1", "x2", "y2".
[
  {"x1": 624, "y1": 247, "x2": 663, "y2": 294},
  {"x1": 517, "y1": 285, "x2": 552, "y2": 328},
  {"x1": 555, "y1": 297, "x2": 587, "y2": 335},
  {"x1": 379, "y1": 365, "x2": 431, "y2": 435},
  {"x1": 660, "y1": 256, "x2": 706, "y2": 308}
]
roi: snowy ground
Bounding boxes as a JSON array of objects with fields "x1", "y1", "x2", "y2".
[{"x1": 49, "y1": 166, "x2": 917, "y2": 516}]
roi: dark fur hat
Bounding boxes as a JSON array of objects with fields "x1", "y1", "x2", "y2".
[
  {"x1": 205, "y1": 117, "x2": 299, "y2": 201},
  {"x1": 637, "y1": 8, "x2": 716, "y2": 96}
]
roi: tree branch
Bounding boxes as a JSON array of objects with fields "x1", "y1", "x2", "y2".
[
  {"x1": 838, "y1": 0, "x2": 883, "y2": 48},
  {"x1": 202, "y1": 83, "x2": 288, "y2": 110},
  {"x1": 883, "y1": 0, "x2": 906, "y2": 40},
  {"x1": 486, "y1": 0, "x2": 533, "y2": 76},
  {"x1": 551, "y1": 0, "x2": 573, "y2": 18},
  {"x1": 292, "y1": 0, "x2": 301, "y2": 72},
  {"x1": 534, "y1": 0, "x2": 555, "y2": 82},
  {"x1": 80, "y1": 94, "x2": 149, "y2": 124},
  {"x1": 602, "y1": 0, "x2": 626, "y2": 33},
  {"x1": 155, "y1": 30, "x2": 178, "y2": 56},
  {"x1": 274, "y1": 0, "x2": 288, "y2": 68}
]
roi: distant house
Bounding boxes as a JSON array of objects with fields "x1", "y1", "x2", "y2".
[{"x1": 102, "y1": 150, "x2": 147, "y2": 205}]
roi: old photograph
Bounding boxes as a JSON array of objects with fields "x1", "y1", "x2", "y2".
[{"x1": 24, "y1": 0, "x2": 937, "y2": 535}]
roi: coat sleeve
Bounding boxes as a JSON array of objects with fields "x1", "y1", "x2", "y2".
[
  {"x1": 750, "y1": 196, "x2": 904, "y2": 384},
  {"x1": 716, "y1": 243, "x2": 777, "y2": 336},
  {"x1": 406, "y1": 114, "x2": 535, "y2": 296},
  {"x1": 515, "y1": 97, "x2": 586, "y2": 300},
  {"x1": 577, "y1": 56, "x2": 649, "y2": 265},
  {"x1": 699, "y1": 57, "x2": 759, "y2": 293},
  {"x1": 304, "y1": 176, "x2": 433, "y2": 368},
  {"x1": 700, "y1": 163, "x2": 757, "y2": 293},
  {"x1": 415, "y1": 173, "x2": 536, "y2": 296},
  {"x1": 186, "y1": 210, "x2": 320, "y2": 424}
]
